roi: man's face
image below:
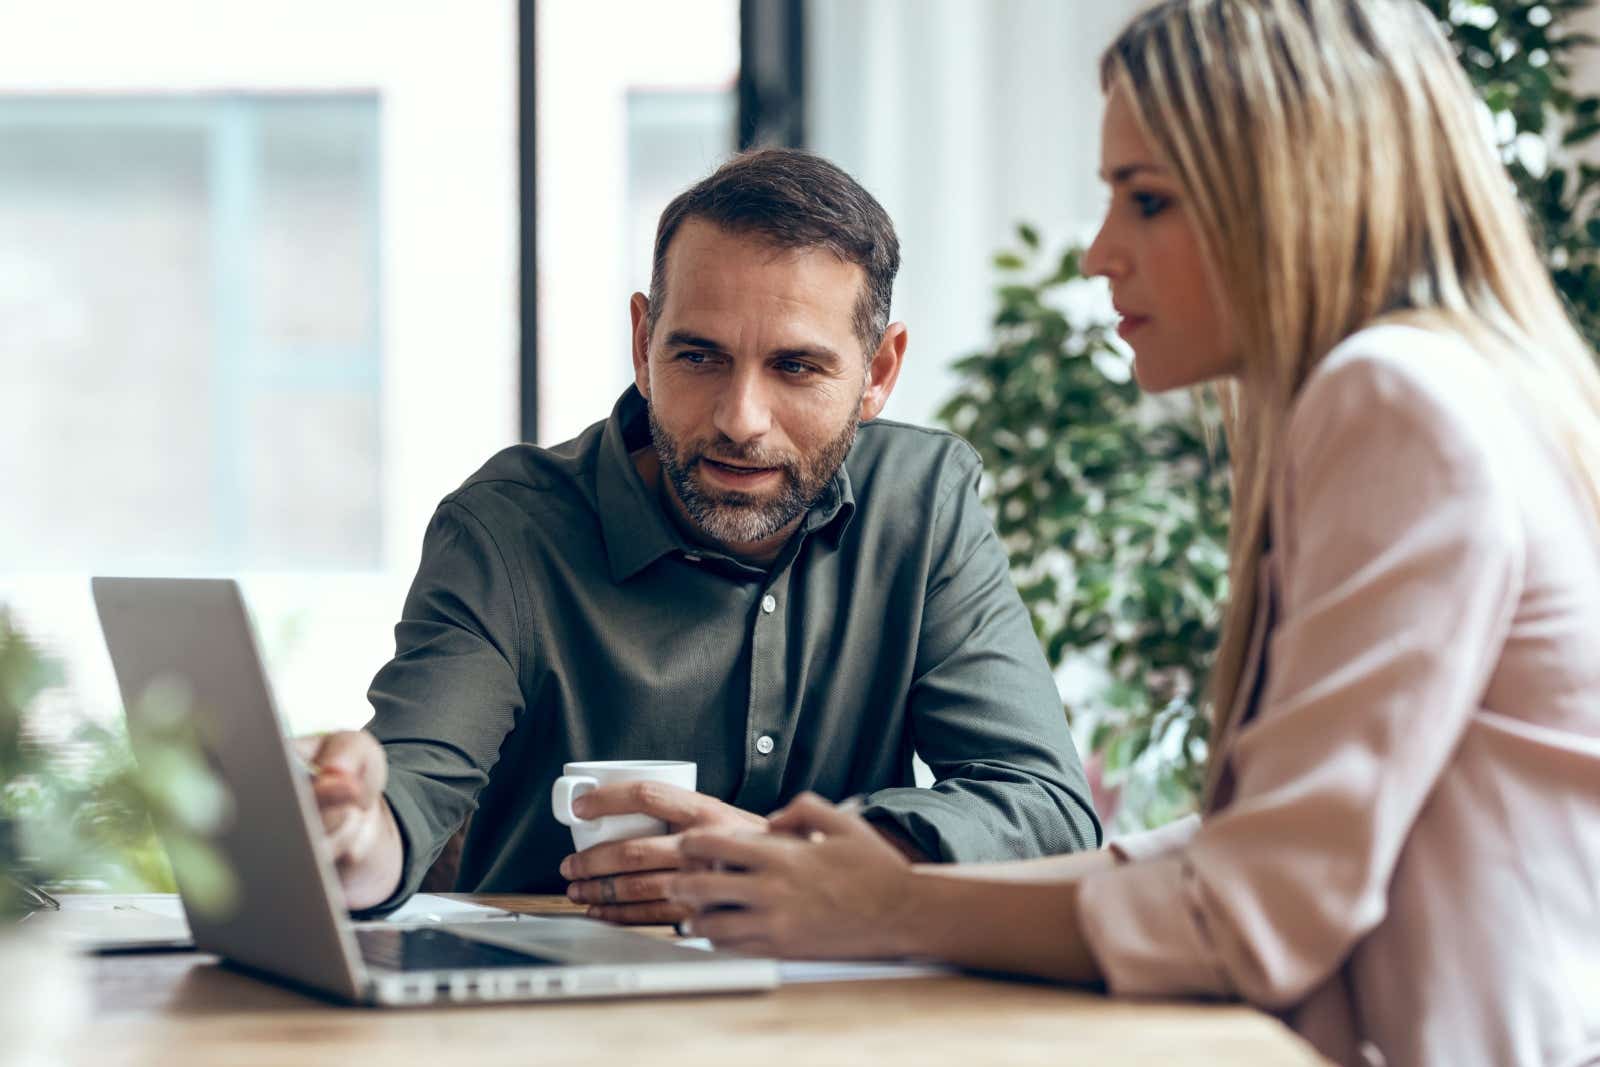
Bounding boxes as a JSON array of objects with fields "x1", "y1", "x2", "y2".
[{"x1": 631, "y1": 219, "x2": 881, "y2": 557}]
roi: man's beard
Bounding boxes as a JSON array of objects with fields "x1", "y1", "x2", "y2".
[{"x1": 647, "y1": 406, "x2": 858, "y2": 547}]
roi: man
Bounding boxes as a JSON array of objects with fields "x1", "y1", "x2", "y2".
[{"x1": 304, "y1": 148, "x2": 1100, "y2": 925}]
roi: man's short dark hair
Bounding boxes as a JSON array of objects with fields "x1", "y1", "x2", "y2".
[{"x1": 646, "y1": 148, "x2": 900, "y2": 354}]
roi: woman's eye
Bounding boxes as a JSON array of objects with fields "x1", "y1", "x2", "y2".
[{"x1": 1133, "y1": 191, "x2": 1169, "y2": 218}]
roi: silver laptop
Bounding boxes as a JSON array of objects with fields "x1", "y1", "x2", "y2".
[{"x1": 91, "y1": 577, "x2": 777, "y2": 1006}]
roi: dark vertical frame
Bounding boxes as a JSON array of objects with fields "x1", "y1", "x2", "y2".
[
  {"x1": 738, "y1": 0, "x2": 806, "y2": 149},
  {"x1": 518, "y1": 0, "x2": 539, "y2": 443}
]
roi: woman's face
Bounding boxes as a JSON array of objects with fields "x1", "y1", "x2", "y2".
[{"x1": 1084, "y1": 87, "x2": 1241, "y2": 392}]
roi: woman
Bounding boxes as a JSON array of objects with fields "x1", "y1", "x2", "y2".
[{"x1": 666, "y1": 2, "x2": 1600, "y2": 1065}]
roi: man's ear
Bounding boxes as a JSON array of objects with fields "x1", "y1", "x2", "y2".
[
  {"x1": 859, "y1": 322, "x2": 908, "y2": 422},
  {"x1": 629, "y1": 292, "x2": 652, "y2": 399}
]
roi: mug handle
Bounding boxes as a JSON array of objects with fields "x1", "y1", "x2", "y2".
[{"x1": 551, "y1": 775, "x2": 599, "y2": 827}]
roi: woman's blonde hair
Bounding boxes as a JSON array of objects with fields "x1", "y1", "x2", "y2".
[{"x1": 1099, "y1": 0, "x2": 1600, "y2": 802}]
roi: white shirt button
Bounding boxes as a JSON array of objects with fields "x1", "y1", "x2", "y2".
[
  {"x1": 755, "y1": 734, "x2": 775, "y2": 755},
  {"x1": 761, "y1": 594, "x2": 777, "y2": 614}
]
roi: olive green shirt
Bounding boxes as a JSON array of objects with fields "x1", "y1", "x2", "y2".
[{"x1": 365, "y1": 387, "x2": 1099, "y2": 907}]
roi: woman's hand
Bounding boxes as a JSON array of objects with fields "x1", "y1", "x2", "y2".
[
  {"x1": 670, "y1": 792, "x2": 920, "y2": 959},
  {"x1": 672, "y1": 791, "x2": 1107, "y2": 985}
]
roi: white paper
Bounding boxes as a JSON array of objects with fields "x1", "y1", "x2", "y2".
[
  {"x1": 40, "y1": 892, "x2": 517, "y2": 950},
  {"x1": 34, "y1": 894, "x2": 190, "y2": 949},
  {"x1": 56, "y1": 893, "x2": 187, "y2": 918},
  {"x1": 367, "y1": 894, "x2": 518, "y2": 925},
  {"x1": 57, "y1": 891, "x2": 514, "y2": 923}
]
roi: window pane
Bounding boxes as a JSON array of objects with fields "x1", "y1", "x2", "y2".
[
  {"x1": 255, "y1": 100, "x2": 378, "y2": 350},
  {"x1": 0, "y1": 96, "x2": 381, "y2": 572},
  {"x1": 0, "y1": 116, "x2": 215, "y2": 568}
]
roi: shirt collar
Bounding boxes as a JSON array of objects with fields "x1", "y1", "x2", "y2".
[
  {"x1": 595, "y1": 388, "x2": 683, "y2": 582},
  {"x1": 595, "y1": 386, "x2": 858, "y2": 582}
]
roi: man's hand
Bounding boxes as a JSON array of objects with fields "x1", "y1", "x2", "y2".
[
  {"x1": 559, "y1": 782, "x2": 766, "y2": 925},
  {"x1": 293, "y1": 730, "x2": 404, "y2": 911}
]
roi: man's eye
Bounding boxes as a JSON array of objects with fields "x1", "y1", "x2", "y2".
[
  {"x1": 775, "y1": 359, "x2": 813, "y2": 376},
  {"x1": 1133, "y1": 191, "x2": 1169, "y2": 219},
  {"x1": 679, "y1": 351, "x2": 714, "y2": 365}
]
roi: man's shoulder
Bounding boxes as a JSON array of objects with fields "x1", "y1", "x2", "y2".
[
  {"x1": 438, "y1": 421, "x2": 606, "y2": 531},
  {"x1": 850, "y1": 418, "x2": 983, "y2": 495}
]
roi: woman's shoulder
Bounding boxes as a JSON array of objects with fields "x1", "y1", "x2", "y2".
[
  {"x1": 1287, "y1": 321, "x2": 1520, "y2": 477},
  {"x1": 1276, "y1": 322, "x2": 1533, "y2": 600}
]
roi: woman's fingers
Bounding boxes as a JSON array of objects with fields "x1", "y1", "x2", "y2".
[
  {"x1": 670, "y1": 870, "x2": 768, "y2": 911},
  {"x1": 681, "y1": 905, "x2": 774, "y2": 948},
  {"x1": 678, "y1": 828, "x2": 794, "y2": 872},
  {"x1": 766, "y1": 791, "x2": 864, "y2": 838}
]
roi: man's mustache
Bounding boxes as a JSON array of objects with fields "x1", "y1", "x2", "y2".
[{"x1": 687, "y1": 440, "x2": 796, "y2": 472}]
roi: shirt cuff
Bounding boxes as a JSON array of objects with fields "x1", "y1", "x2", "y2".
[
  {"x1": 858, "y1": 801, "x2": 962, "y2": 863},
  {"x1": 1076, "y1": 851, "x2": 1235, "y2": 998},
  {"x1": 1107, "y1": 813, "x2": 1201, "y2": 863}
]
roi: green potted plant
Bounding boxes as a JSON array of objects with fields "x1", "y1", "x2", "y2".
[
  {"x1": 1422, "y1": 0, "x2": 1600, "y2": 352},
  {"x1": 1, "y1": 611, "x2": 90, "y2": 1067},
  {"x1": 1, "y1": 607, "x2": 233, "y2": 1066},
  {"x1": 939, "y1": 237, "x2": 1230, "y2": 831}
]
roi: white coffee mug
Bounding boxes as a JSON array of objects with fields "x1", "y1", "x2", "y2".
[{"x1": 550, "y1": 759, "x2": 698, "y2": 852}]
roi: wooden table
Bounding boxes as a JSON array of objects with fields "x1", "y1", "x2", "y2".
[{"x1": 68, "y1": 895, "x2": 1327, "y2": 1066}]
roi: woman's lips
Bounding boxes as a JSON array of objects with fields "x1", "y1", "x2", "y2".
[{"x1": 1116, "y1": 314, "x2": 1150, "y2": 339}]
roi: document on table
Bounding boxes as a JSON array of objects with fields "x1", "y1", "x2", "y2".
[
  {"x1": 31, "y1": 893, "x2": 518, "y2": 953},
  {"x1": 374, "y1": 895, "x2": 521, "y2": 925},
  {"x1": 676, "y1": 937, "x2": 953, "y2": 984}
]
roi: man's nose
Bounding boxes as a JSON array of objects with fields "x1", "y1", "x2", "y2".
[{"x1": 712, "y1": 366, "x2": 772, "y2": 444}]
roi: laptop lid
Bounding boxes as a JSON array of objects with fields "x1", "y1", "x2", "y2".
[{"x1": 92, "y1": 577, "x2": 367, "y2": 1001}]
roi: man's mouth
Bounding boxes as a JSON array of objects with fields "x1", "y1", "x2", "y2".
[{"x1": 701, "y1": 457, "x2": 782, "y2": 485}]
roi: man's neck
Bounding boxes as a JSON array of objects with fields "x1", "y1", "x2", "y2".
[{"x1": 629, "y1": 446, "x2": 797, "y2": 567}]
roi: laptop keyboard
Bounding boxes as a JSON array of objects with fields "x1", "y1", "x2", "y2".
[{"x1": 356, "y1": 927, "x2": 560, "y2": 972}]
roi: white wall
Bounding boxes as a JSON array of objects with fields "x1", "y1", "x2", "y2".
[{"x1": 807, "y1": 0, "x2": 1140, "y2": 427}]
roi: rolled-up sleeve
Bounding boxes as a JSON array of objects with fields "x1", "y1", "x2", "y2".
[
  {"x1": 360, "y1": 497, "x2": 529, "y2": 913},
  {"x1": 1078, "y1": 350, "x2": 1523, "y2": 1007},
  {"x1": 862, "y1": 455, "x2": 1102, "y2": 861}
]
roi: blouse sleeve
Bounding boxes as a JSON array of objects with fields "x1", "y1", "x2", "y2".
[
  {"x1": 1107, "y1": 813, "x2": 1201, "y2": 863},
  {"x1": 1076, "y1": 345, "x2": 1525, "y2": 1008}
]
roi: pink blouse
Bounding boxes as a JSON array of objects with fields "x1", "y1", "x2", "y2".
[{"x1": 1077, "y1": 325, "x2": 1600, "y2": 1067}]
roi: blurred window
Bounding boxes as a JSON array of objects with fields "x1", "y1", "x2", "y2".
[{"x1": 0, "y1": 96, "x2": 381, "y2": 572}]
